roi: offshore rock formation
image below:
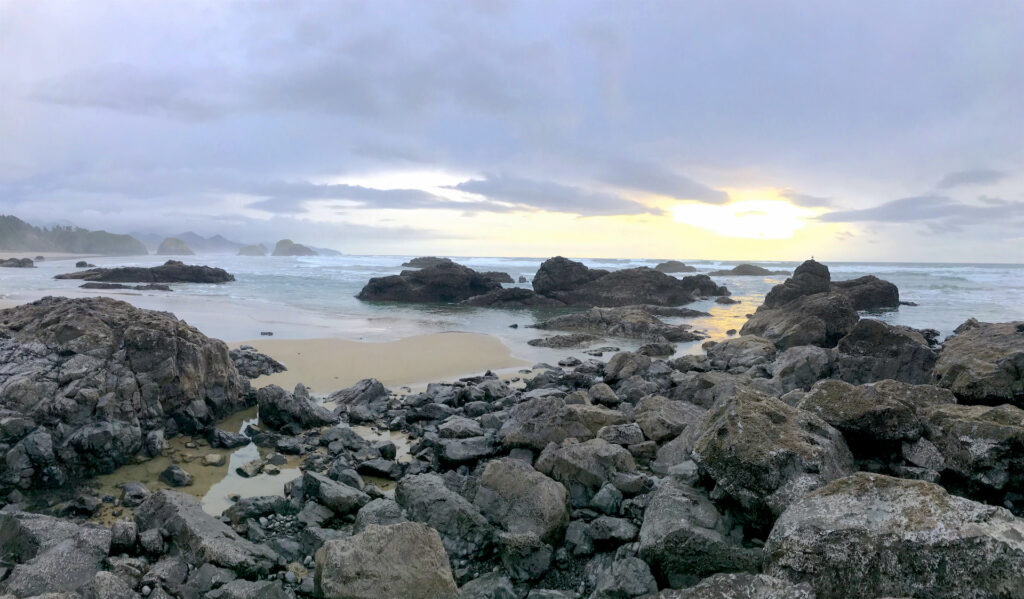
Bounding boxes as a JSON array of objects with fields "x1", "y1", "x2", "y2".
[
  {"x1": 156, "y1": 237, "x2": 195, "y2": 256},
  {"x1": 55, "y1": 260, "x2": 235, "y2": 284},
  {"x1": 357, "y1": 261, "x2": 502, "y2": 303},
  {"x1": 272, "y1": 239, "x2": 318, "y2": 256},
  {"x1": 708, "y1": 264, "x2": 789, "y2": 276}
]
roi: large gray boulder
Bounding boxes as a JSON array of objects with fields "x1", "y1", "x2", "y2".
[
  {"x1": 256, "y1": 383, "x2": 338, "y2": 432},
  {"x1": 934, "y1": 319, "x2": 1024, "y2": 406},
  {"x1": 831, "y1": 319, "x2": 936, "y2": 385},
  {"x1": 691, "y1": 388, "x2": 855, "y2": 519},
  {"x1": 765, "y1": 472, "x2": 1024, "y2": 599},
  {"x1": 706, "y1": 336, "x2": 776, "y2": 371},
  {"x1": 357, "y1": 261, "x2": 501, "y2": 303},
  {"x1": 638, "y1": 477, "x2": 762, "y2": 589},
  {"x1": 473, "y1": 458, "x2": 569, "y2": 543},
  {"x1": 535, "y1": 439, "x2": 636, "y2": 507},
  {"x1": 328, "y1": 378, "x2": 390, "y2": 423},
  {"x1": 134, "y1": 490, "x2": 278, "y2": 577},
  {"x1": 498, "y1": 397, "x2": 593, "y2": 451},
  {"x1": 394, "y1": 474, "x2": 494, "y2": 560},
  {"x1": 0, "y1": 297, "x2": 247, "y2": 491},
  {"x1": 829, "y1": 274, "x2": 899, "y2": 311},
  {"x1": 770, "y1": 345, "x2": 833, "y2": 392},
  {"x1": 315, "y1": 522, "x2": 458, "y2": 599},
  {"x1": 0, "y1": 511, "x2": 111, "y2": 597},
  {"x1": 740, "y1": 292, "x2": 858, "y2": 350},
  {"x1": 658, "y1": 573, "x2": 815, "y2": 599},
  {"x1": 634, "y1": 395, "x2": 705, "y2": 443}
]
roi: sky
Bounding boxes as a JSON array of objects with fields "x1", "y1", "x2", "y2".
[{"x1": 1, "y1": 0, "x2": 1022, "y2": 261}]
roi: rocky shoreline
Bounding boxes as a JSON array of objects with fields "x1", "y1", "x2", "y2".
[{"x1": 1, "y1": 260, "x2": 1023, "y2": 599}]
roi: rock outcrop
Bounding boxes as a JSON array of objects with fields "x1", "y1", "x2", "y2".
[
  {"x1": 531, "y1": 306, "x2": 707, "y2": 342},
  {"x1": 829, "y1": 275, "x2": 900, "y2": 310},
  {"x1": 934, "y1": 318, "x2": 1024, "y2": 406},
  {"x1": 461, "y1": 287, "x2": 566, "y2": 308},
  {"x1": 271, "y1": 239, "x2": 318, "y2": 256},
  {"x1": 654, "y1": 260, "x2": 697, "y2": 273},
  {"x1": 402, "y1": 256, "x2": 452, "y2": 268},
  {"x1": 708, "y1": 264, "x2": 789, "y2": 276},
  {"x1": 55, "y1": 260, "x2": 235, "y2": 283},
  {"x1": 156, "y1": 237, "x2": 195, "y2": 256},
  {"x1": 357, "y1": 261, "x2": 501, "y2": 303},
  {"x1": 0, "y1": 257, "x2": 34, "y2": 268}
]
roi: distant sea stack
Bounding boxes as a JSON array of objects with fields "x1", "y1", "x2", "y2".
[
  {"x1": 272, "y1": 239, "x2": 318, "y2": 256},
  {"x1": 654, "y1": 260, "x2": 697, "y2": 273},
  {"x1": 156, "y1": 237, "x2": 195, "y2": 256},
  {"x1": 55, "y1": 260, "x2": 235, "y2": 284},
  {"x1": 402, "y1": 256, "x2": 452, "y2": 268},
  {"x1": 709, "y1": 264, "x2": 790, "y2": 276},
  {"x1": 237, "y1": 244, "x2": 267, "y2": 256}
]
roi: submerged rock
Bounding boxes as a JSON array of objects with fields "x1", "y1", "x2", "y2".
[
  {"x1": 933, "y1": 318, "x2": 1024, "y2": 406},
  {"x1": 55, "y1": 260, "x2": 234, "y2": 283},
  {"x1": 765, "y1": 472, "x2": 1024, "y2": 599}
]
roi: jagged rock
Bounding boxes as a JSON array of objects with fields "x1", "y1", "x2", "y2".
[
  {"x1": 691, "y1": 388, "x2": 855, "y2": 521},
  {"x1": 223, "y1": 495, "x2": 291, "y2": 526},
  {"x1": 0, "y1": 297, "x2": 247, "y2": 491},
  {"x1": 741, "y1": 292, "x2": 858, "y2": 350},
  {"x1": 303, "y1": 472, "x2": 370, "y2": 516},
  {"x1": 604, "y1": 351, "x2": 652, "y2": 383},
  {"x1": 134, "y1": 490, "x2": 278, "y2": 577},
  {"x1": 328, "y1": 378, "x2": 389, "y2": 423},
  {"x1": 257, "y1": 384, "x2": 338, "y2": 432},
  {"x1": 639, "y1": 477, "x2": 762, "y2": 589},
  {"x1": 357, "y1": 261, "x2": 501, "y2": 303},
  {"x1": 271, "y1": 239, "x2": 317, "y2": 256},
  {"x1": 770, "y1": 345, "x2": 833, "y2": 392},
  {"x1": 462, "y1": 287, "x2": 566, "y2": 308},
  {"x1": 536, "y1": 439, "x2": 636, "y2": 507},
  {"x1": 658, "y1": 573, "x2": 814, "y2": 598},
  {"x1": 481, "y1": 271, "x2": 515, "y2": 284},
  {"x1": 634, "y1": 395, "x2": 704, "y2": 442},
  {"x1": 832, "y1": 319, "x2": 937, "y2": 384},
  {"x1": 706, "y1": 336, "x2": 777, "y2": 370},
  {"x1": 765, "y1": 472, "x2": 1024, "y2": 599},
  {"x1": 708, "y1": 264, "x2": 789, "y2": 276},
  {"x1": 473, "y1": 458, "x2": 569, "y2": 543},
  {"x1": 438, "y1": 436, "x2": 497, "y2": 467},
  {"x1": 829, "y1": 275, "x2": 900, "y2": 310},
  {"x1": 527, "y1": 333, "x2": 603, "y2": 349},
  {"x1": 933, "y1": 319, "x2": 1024, "y2": 406},
  {"x1": 0, "y1": 512, "x2": 111, "y2": 597},
  {"x1": 315, "y1": 523, "x2": 458, "y2": 599},
  {"x1": 229, "y1": 345, "x2": 287, "y2": 379},
  {"x1": 597, "y1": 423, "x2": 645, "y2": 446},
  {"x1": 497, "y1": 531, "x2": 552, "y2": 582},
  {"x1": 394, "y1": 474, "x2": 494, "y2": 560},
  {"x1": 458, "y1": 572, "x2": 516, "y2": 599},
  {"x1": 205, "y1": 579, "x2": 295, "y2": 599},
  {"x1": 498, "y1": 397, "x2": 593, "y2": 451},
  {"x1": 531, "y1": 307, "x2": 706, "y2": 342},
  {"x1": 208, "y1": 427, "x2": 250, "y2": 449},
  {"x1": 589, "y1": 556, "x2": 658, "y2": 599},
  {"x1": 55, "y1": 260, "x2": 234, "y2": 283},
  {"x1": 761, "y1": 259, "x2": 831, "y2": 308},
  {"x1": 654, "y1": 260, "x2": 697, "y2": 273},
  {"x1": 353, "y1": 498, "x2": 406, "y2": 533},
  {"x1": 156, "y1": 237, "x2": 195, "y2": 256}
]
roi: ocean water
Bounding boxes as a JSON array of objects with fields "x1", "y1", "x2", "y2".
[{"x1": 2, "y1": 254, "x2": 1023, "y2": 363}]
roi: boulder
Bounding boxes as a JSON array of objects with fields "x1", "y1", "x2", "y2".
[
  {"x1": 303, "y1": 471, "x2": 371, "y2": 516},
  {"x1": 0, "y1": 512, "x2": 111, "y2": 597},
  {"x1": 134, "y1": 490, "x2": 278, "y2": 577},
  {"x1": 480, "y1": 271, "x2": 515, "y2": 284},
  {"x1": 829, "y1": 275, "x2": 900, "y2": 310},
  {"x1": 0, "y1": 297, "x2": 247, "y2": 491},
  {"x1": 706, "y1": 336, "x2": 777, "y2": 370},
  {"x1": 256, "y1": 384, "x2": 338, "y2": 432},
  {"x1": 394, "y1": 474, "x2": 494, "y2": 560},
  {"x1": 527, "y1": 333, "x2": 603, "y2": 349},
  {"x1": 328, "y1": 378, "x2": 389, "y2": 423},
  {"x1": 761, "y1": 259, "x2": 831, "y2": 308},
  {"x1": 156, "y1": 237, "x2": 195, "y2": 256},
  {"x1": 765, "y1": 472, "x2": 1024, "y2": 599},
  {"x1": 205, "y1": 579, "x2": 295, "y2": 599},
  {"x1": 357, "y1": 262, "x2": 501, "y2": 303},
  {"x1": 634, "y1": 395, "x2": 704, "y2": 443},
  {"x1": 55, "y1": 260, "x2": 234, "y2": 283},
  {"x1": 770, "y1": 345, "x2": 833, "y2": 392},
  {"x1": 532, "y1": 256, "x2": 608, "y2": 297},
  {"x1": 473, "y1": 458, "x2": 569, "y2": 543},
  {"x1": 353, "y1": 498, "x2": 406, "y2": 533},
  {"x1": 639, "y1": 477, "x2": 762, "y2": 589},
  {"x1": 740, "y1": 292, "x2": 858, "y2": 350},
  {"x1": 535, "y1": 439, "x2": 636, "y2": 507},
  {"x1": 461, "y1": 288, "x2": 566, "y2": 308},
  {"x1": 0, "y1": 257, "x2": 34, "y2": 268},
  {"x1": 933, "y1": 319, "x2": 1024, "y2": 406},
  {"x1": 588, "y1": 556, "x2": 658, "y2": 599},
  {"x1": 691, "y1": 388, "x2": 855, "y2": 521},
  {"x1": 229, "y1": 345, "x2": 287, "y2": 379},
  {"x1": 531, "y1": 307, "x2": 706, "y2": 342},
  {"x1": 659, "y1": 573, "x2": 814, "y2": 599},
  {"x1": 498, "y1": 397, "x2": 593, "y2": 451},
  {"x1": 654, "y1": 260, "x2": 697, "y2": 273},
  {"x1": 832, "y1": 319, "x2": 937, "y2": 384},
  {"x1": 315, "y1": 523, "x2": 458, "y2": 599},
  {"x1": 271, "y1": 239, "x2": 317, "y2": 256}
]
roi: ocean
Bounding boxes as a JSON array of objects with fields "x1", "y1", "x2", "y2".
[{"x1": 2, "y1": 254, "x2": 1023, "y2": 365}]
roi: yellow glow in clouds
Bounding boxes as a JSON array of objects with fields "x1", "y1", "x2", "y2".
[{"x1": 672, "y1": 196, "x2": 817, "y2": 239}]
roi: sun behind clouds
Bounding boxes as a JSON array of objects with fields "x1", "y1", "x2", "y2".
[{"x1": 672, "y1": 190, "x2": 824, "y2": 239}]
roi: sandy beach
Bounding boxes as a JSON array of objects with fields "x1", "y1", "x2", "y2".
[{"x1": 239, "y1": 331, "x2": 529, "y2": 393}]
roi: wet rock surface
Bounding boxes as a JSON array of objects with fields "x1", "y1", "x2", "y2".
[
  {"x1": 55, "y1": 260, "x2": 235, "y2": 284},
  {"x1": 357, "y1": 261, "x2": 502, "y2": 303}
]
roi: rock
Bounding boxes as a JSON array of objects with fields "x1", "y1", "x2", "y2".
[
  {"x1": 769, "y1": 345, "x2": 833, "y2": 392},
  {"x1": 473, "y1": 458, "x2": 569, "y2": 543},
  {"x1": 740, "y1": 292, "x2": 858, "y2": 350},
  {"x1": 236, "y1": 458, "x2": 266, "y2": 478},
  {"x1": 832, "y1": 319, "x2": 937, "y2": 384},
  {"x1": 458, "y1": 572, "x2": 516, "y2": 599},
  {"x1": 257, "y1": 384, "x2": 338, "y2": 431},
  {"x1": 80, "y1": 282, "x2": 173, "y2": 291},
  {"x1": 0, "y1": 512, "x2": 111, "y2": 597},
  {"x1": 567, "y1": 404, "x2": 630, "y2": 436},
  {"x1": 634, "y1": 395, "x2": 704, "y2": 442},
  {"x1": 604, "y1": 351, "x2": 652, "y2": 383},
  {"x1": 237, "y1": 244, "x2": 267, "y2": 256},
  {"x1": 597, "y1": 423, "x2": 645, "y2": 446},
  {"x1": 0, "y1": 257, "x2": 34, "y2": 268},
  {"x1": 55, "y1": 260, "x2": 234, "y2": 283},
  {"x1": 134, "y1": 490, "x2": 278, "y2": 577},
  {"x1": 708, "y1": 264, "x2": 789, "y2": 276},
  {"x1": 402, "y1": 256, "x2": 452, "y2": 268},
  {"x1": 480, "y1": 271, "x2": 515, "y2": 284},
  {"x1": 532, "y1": 307, "x2": 706, "y2": 342},
  {"x1": 357, "y1": 261, "x2": 501, "y2": 303},
  {"x1": 532, "y1": 256, "x2": 609, "y2": 297},
  {"x1": 691, "y1": 388, "x2": 855, "y2": 522},
  {"x1": 110, "y1": 519, "x2": 138, "y2": 554},
  {"x1": 498, "y1": 397, "x2": 593, "y2": 451},
  {"x1": 438, "y1": 436, "x2": 497, "y2": 467},
  {"x1": 497, "y1": 531, "x2": 553, "y2": 582},
  {"x1": 314, "y1": 523, "x2": 458, "y2": 599},
  {"x1": 588, "y1": 515, "x2": 638, "y2": 544},
  {"x1": 205, "y1": 579, "x2": 295, "y2": 599},
  {"x1": 159, "y1": 465, "x2": 193, "y2": 487},
  {"x1": 208, "y1": 427, "x2": 250, "y2": 449},
  {"x1": 328, "y1": 378, "x2": 389, "y2": 423},
  {"x1": 829, "y1": 274, "x2": 900, "y2": 310},
  {"x1": 706, "y1": 336, "x2": 777, "y2": 370},
  {"x1": 661, "y1": 573, "x2": 814, "y2": 598},
  {"x1": 462, "y1": 287, "x2": 566, "y2": 308},
  {"x1": 120, "y1": 482, "x2": 151, "y2": 507},
  {"x1": 588, "y1": 383, "x2": 620, "y2": 407},
  {"x1": 536, "y1": 439, "x2": 636, "y2": 507},
  {"x1": 639, "y1": 477, "x2": 762, "y2": 589},
  {"x1": 638, "y1": 342, "x2": 675, "y2": 357},
  {"x1": 353, "y1": 498, "x2": 406, "y2": 533},
  {"x1": 761, "y1": 259, "x2": 831, "y2": 308},
  {"x1": 933, "y1": 319, "x2": 1024, "y2": 406},
  {"x1": 438, "y1": 416, "x2": 484, "y2": 439},
  {"x1": 156, "y1": 237, "x2": 195, "y2": 256},
  {"x1": 394, "y1": 474, "x2": 494, "y2": 560},
  {"x1": 271, "y1": 239, "x2": 317, "y2": 256},
  {"x1": 303, "y1": 472, "x2": 371, "y2": 516},
  {"x1": 223, "y1": 495, "x2": 291, "y2": 525},
  {"x1": 229, "y1": 346, "x2": 287, "y2": 379},
  {"x1": 0, "y1": 297, "x2": 246, "y2": 491},
  {"x1": 589, "y1": 556, "x2": 658, "y2": 599},
  {"x1": 764, "y1": 472, "x2": 1024, "y2": 599},
  {"x1": 716, "y1": 296, "x2": 740, "y2": 304},
  {"x1": 76, "y1": 260, "x2": 95, "y2": 267},
  {"x1": 654, "y1": 260, "x2": 697, "y2": 273},
  {"x1": 527, "y1": 333, "x2": 603, "y2": 348}
]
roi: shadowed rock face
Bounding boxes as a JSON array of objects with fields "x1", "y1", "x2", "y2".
[
  {"x1": 762, "y1": 259, "x2": 831, "y2": 308},
  {"x1": 934, "y1": 318, "x2": 1024, "y2": 406},
  {"x1": 357, "y1": 261, "x2": 502, "y2": 303},
  {"x1": 0, "y1": 296, "x2": 248, "y2": 491},
  {"x1": 461, "y1": 287, "x2": 567, "y2": 308},
  {"x1": 832, "y1": 319, "x2": 937, "y2": 384},
  {"x1": 830, "y1": 275, "x2": 899, "y2": 310},
  {"x1": 54, "y1": 260, "x2": 235, "y2": 283}
]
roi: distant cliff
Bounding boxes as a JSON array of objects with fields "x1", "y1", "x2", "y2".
[{"x1": 0, "y1": 215, "x2": 148, "y2": 255}]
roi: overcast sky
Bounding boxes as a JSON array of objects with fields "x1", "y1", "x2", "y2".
[{"x1": 1, "y1": 1, "x2": 1022, "y2": 261}]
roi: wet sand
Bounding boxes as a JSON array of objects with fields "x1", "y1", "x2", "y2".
[{"x1": 239, "y1": 332, "x2": 529, "y2": 394}]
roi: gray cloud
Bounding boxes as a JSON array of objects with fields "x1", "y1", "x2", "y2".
[
  {"x1": 819, "y1": 195, "x2": 1024, "y2": 228},
  {"x1": 450, "y1": 175, "x2": 661, "y2": 216},
  {"x1": 780, "y1": 189, "x2": 834, "y2": 208},
  {"x1": 936, "y1": 169, "x2": 1008, "y2": 189}
]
